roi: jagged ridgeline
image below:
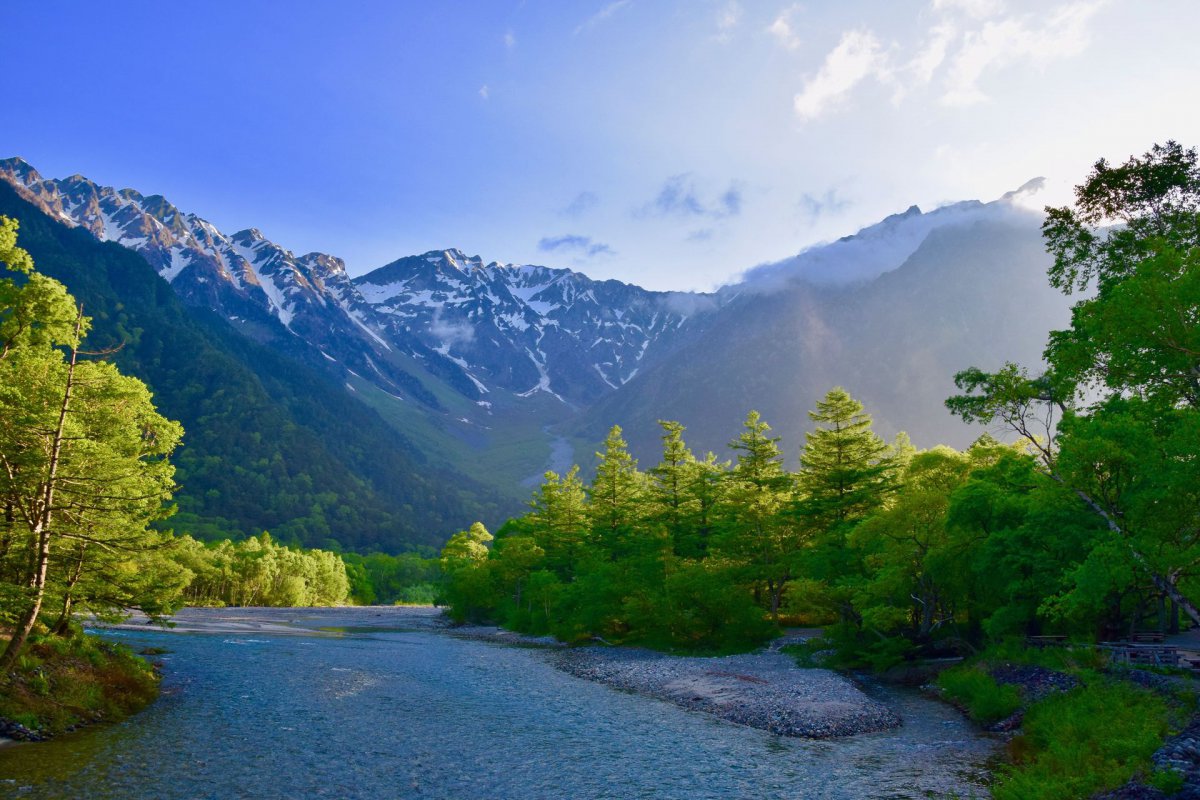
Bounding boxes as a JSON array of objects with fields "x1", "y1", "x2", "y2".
[{"x1": 0, "y1": 181, "x2": 508, "y2": 551}]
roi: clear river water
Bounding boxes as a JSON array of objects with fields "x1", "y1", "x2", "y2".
[{"x1": 0, "y1": 609, "x2": 997, "y2": 799}]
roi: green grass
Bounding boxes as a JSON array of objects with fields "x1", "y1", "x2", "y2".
[
  {"x1": 936, "y1": 665, "x2": 1022, "y2": 725},
  {"x1": 0, "y1": 633, "x2": 160, "y2": 736},
  {"x1": 981, "y1": 638, "x2": 1109, "y2": 673},
  {"x1": 994, "y1": 680, "x2": 1175, "y2": 800}
]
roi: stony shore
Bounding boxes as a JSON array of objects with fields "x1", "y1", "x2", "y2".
[{"x1": 550, "y1": 645, "x2": 901, "y2": 738}]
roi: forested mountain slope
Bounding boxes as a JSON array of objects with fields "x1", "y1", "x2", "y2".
[
  {"x1": 0, "y1": 182, "x2": 508, "y2": 551},
  {"x1": 572, "y1": 208, "x2": 1071, "y2": 463}
]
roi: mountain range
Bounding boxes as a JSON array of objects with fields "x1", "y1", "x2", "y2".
[{"x1": 0, "y1": 158, "x2": 1070, "y2": 550}]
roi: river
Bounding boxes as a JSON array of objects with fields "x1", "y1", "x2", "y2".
[{"x1": 0, "y1": 608, "x2": 997, "y2": 799}]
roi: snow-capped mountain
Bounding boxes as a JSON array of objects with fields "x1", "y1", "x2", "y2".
[
  {"x1": 0, "y1": 156, "x2": 1070, "y2": 492},
  {"x1": 0, "y1": 158, "x2": 713, "y2": 409},
  {"x1": 355, "y1": 250, "x2": 704, "y2": 405}
]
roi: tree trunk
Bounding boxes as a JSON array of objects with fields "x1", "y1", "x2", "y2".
[
  {"x1": 0, "y1": 307, "x2": 82, "y2": 669},
  {"x1": 1065, "y1": 483, "x2": 1200, "y2": 628},
  {"x1": 52, "y1": 545, "x2": 87, "y2": 636}
]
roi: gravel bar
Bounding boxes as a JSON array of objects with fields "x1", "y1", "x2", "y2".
[{"x1": 551, "y1": 646, "x2": 901, "y2": 738}]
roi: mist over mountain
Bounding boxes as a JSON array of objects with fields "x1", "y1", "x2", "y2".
[
  {"x1": 571, "y1": 208, "x2": 1068, "y2": 464},
  {"x1": 0, "y1": 158, "x2": 1070, "y2": 544}
]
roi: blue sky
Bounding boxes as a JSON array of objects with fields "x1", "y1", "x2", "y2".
[{"x1": 4, "y1": 1, "x2": 1199, "y2": 290}]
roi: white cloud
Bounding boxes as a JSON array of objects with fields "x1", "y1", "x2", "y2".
[
  {"x1": 931, "y1": 0, "x2": 1004, "y2": 18},
  {"x1": 479, "y1": 84, "x2": 490, "y2": 100},
  {"x1": 793, "y1": 30, "x2": 889, "y2": 121},
  {"x1": 504, "y1": 30, "x2": 516, "y2": 49},
  {"x1": 941, "y1": 1, "x2": 1102, "y2": 106},
  {"x1": 908, "y1": 21, "x2": 957, "y2": 86},
  {"x1": 767, "y1": 4, "x2": 803, "y2": 50},
  {"x1": 789, "y1": 1, "x2": 1103, "y2": 119},
  {"x1": 715, "y1": 1, "x2": 741, "y2": 41},
  {"x1": 575, "y1": 0, "x2": 633, "y2": 35}
]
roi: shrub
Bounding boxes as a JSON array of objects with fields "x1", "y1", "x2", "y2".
[
  {"x1": 936, "y1": 666, "x2": 1021, "y2": 725},
  {"x1": 994, "y1": 681, "x2": 1173, "y2": 800}
]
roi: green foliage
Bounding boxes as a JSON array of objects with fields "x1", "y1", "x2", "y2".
[
  {"x1": 1150, "y1": 768, "x2": 1186, "y2": 795},
  {"x1": 0, "y1": 183, "x2": 509, "y2": 553},
  {"x1": 341, "y1": 551, "x2": 439, "y2": 605},
  {"x1": 994, "y1": 682, "x2": 1172, "y2": 800},
  {"x1": 172, "y1": 534, "x2": 350, "y2": 607},
  {"x1": 936, "y1": 666, "x2": 1021, "y2": 725},
  {"x1": 0, "y1": 633, "x2": 159, "y2": 736},
  {"x1": 946, "y1": 141, "x2": 1200, "y2": 634}
]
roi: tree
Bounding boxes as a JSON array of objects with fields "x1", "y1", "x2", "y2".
[
  {"x1": 796, "y1": 387, "x2": 896, "y2": 530},
  {"x1": 527, "y1": 466, "x2": 589, "y2": 575},
  {"x1": 0, "y1": 218, "x2": 183, "y2": 666},
  {"x1": 438, "y1": 522, "x2": 494, "y2": 622},
  {"x1": 647, "y1": 420, "x2": 697, "y2": 554},
  {"x1": 716, "y1": 411, "x2": 797, "y2": 618},
  {"x1": 588, "y1": 425, "x2": 648, "y2": 558},
  {"x1": 794, "y1": 388, "x2": 896, "y2": 621},
  {"x1": 852, "y1": 447, "x2": 973, "y2": 640},
  {"x1": 948, "y1": 142, "x2": 1200, "y2": 625}
]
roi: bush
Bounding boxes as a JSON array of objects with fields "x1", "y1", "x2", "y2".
[
  {"x1": 936, "y1": 666, "x2": 1021, "y2": 725},
  {"x1": 0, "y1": 634, "x2": 159, "y2": 736},
  {"x1": 994, "y1": 681, "x2": 1173, "y2": 800}
]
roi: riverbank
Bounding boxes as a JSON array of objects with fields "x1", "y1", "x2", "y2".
[
  {"x1": 103, "y1": 606, "x2": 905, "y2": 740},
  {"x1": 553, "y1": 646, "x2": 901, "y2": 738},
  {"x1": 0, "y1": 610, "x2": 996, "y2": 799},
  {"x1": 435, "y1": 618, "x2": 901, "y2": 737},
  {"x1": 0, "y1": 633, "x2": 159, "y2": 742}
]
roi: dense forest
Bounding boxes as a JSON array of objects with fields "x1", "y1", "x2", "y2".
[{"x1": 442, "y1": 142, "x2": 1200, "y2": 664}]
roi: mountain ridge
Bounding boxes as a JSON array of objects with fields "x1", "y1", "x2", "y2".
[{"x1": 0, "y1": 157, "x2": 1071, "y2": 505}]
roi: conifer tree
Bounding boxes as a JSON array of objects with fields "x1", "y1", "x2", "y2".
[
  {"x1": 717, "y1": 411, "x2": 797, "y2": 617},
  {"x1": 528, "y1": 466, "x2": 588, "y2": 575},
  {"x1": 588, "y1": 426, "x2": 646, "y2": 558},
  {"x1": 796, "y1": 387, "x2": 895, "y2": 529},
  {"x1": 793, "y1": 388, "x2": 895, "y2": 623}
]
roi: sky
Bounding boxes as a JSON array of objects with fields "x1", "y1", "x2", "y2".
[{"x1": 4, "y1": 0, "x2": 1199, "y2": 291}]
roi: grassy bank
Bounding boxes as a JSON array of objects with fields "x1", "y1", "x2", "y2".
[
  {"x1": 932, "y1": 645, "x2": 1193, "y2": 799},
  {"x1": 0, "y1": 633, "x2": 160, "y2": 740}
]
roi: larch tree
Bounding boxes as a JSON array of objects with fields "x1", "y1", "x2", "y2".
[
  {"x1": 0, "y1": 217, "x2": 183, "y2": 666},
  {"x1": 588, "y1": 425, "x2": 648, "y2": 559},
  {"x1": 528, "y1": 466, "x2": 589, "y2": 576},
  {"x1": 794, "y1": 387, "x2": 896, "y2": 621},
  {"x1": 716, "y1": 411, "x2": 797, "y2": 618}
]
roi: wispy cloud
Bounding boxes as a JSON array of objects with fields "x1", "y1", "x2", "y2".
[
  {"x1": 790, "y1": 0, "x2": 1104, "y2": 119},
  {"x1": 931, "y1": 0, "x2": 1004, "y2": 18},
  {"x1": 639, "y1": 174, "x2": 742, "y2": 219},
  {"x1": 767, "y1": 4, "x2": 803, "y2": 50},
  {"x1": 562, "y1": 191, "x2": 599, "y2": 217},
  {"x1": 940, "y1": 1, "x2": 1103, "y2": 107},
  {"x1": 797, "y1": 188, "x2": 851, "y2": 223},
  {"x1": 575, "y1": 0, "x2": 633, "y2": 35},
  {"x1": 714, "y1": 1, "x2": 741, "y2": 42},
  {"x1": 478, "y1": 84, "x2": 490, "y2": 100},
  {"x1": 793, "y1": 30, "x2": 889, "y2": 121},
  {"x1": 431, "y1": 310, "x2": 475, "y2": 346},
  {"x1": 538, "y1": 234, "x2": 614, "y2": 257},
  {"x1": 504, "y1": 29, "x2": 516, "y2": 49}
]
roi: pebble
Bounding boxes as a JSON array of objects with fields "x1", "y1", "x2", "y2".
[{"x1": 550, "y1": 646, "x2": 901, "y2": 738}]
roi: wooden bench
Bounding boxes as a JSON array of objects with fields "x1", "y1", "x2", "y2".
[{"x1": 1103, "y1": 643, "x2": 1180, "y2": 668}]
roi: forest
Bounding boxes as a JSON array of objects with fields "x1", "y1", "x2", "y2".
[{"x1": 441, "y1": 142, "x2": 1200, "y2": 665}]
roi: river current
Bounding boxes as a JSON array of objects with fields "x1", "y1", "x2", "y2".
[{"x1": 0, "y1": 609, "x2": 996, "y2": 799}]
